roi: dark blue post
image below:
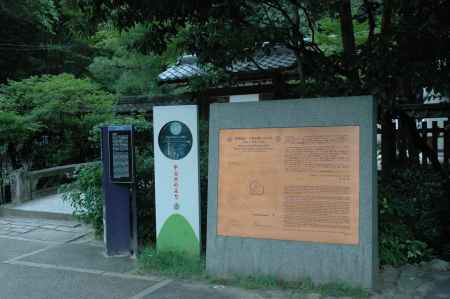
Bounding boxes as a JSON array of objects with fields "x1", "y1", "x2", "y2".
[{"x1": 101, "y1": 126, "x2": 131, "y2": 256}]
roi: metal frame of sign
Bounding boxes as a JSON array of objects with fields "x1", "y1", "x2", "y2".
[{"x1": 108, "y1": 125, "x2": 134, "y2": 184}]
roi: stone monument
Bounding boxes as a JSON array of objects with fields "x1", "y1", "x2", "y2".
[{"x1": 206, "y1": 96, "x2": 377, "y2": 288}]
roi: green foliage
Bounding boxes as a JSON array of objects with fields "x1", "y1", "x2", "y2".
[
  {"x1": 88, "y1": 24, "x2": 170, "y2": 96},
  {"x1": 378, "y1": 166, "x2": 449, "y2": 265},
  {"x1": 0, "y1": 0, "x2": 100, "y2": 83},
  {"x1": 0, "y1": 111, "x2": 41, "y2": 145},
  {"x1": 56, "y1": 0, "x2": 99, "y2": 38},
  {"x1": 0, "y1": 73, "x2": 115, "y2": 169},
  {"x1": 0, "y1": 0, "x2": 59, "y2": 33},
  {"x1": 132, "y1": 119, "x2": 155, "y2": 242},
  {"x1": 316, "y1": 16, "x2": 380, "y2": 54},
  {"x1": 85, "y1": 0, "x2": 450, "y2": 103},
  {"x1": 379, "y1": 224, "x2": 433, "y2": 266},
  {"x1": 0, "y1": 0, "x2": 55, "y2": 82},
  {"x1": 61, "y1": 162, "x2": 103, "y2": 233}
]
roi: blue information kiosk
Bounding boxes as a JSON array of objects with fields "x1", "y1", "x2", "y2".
[{"x1": 101, "y1": 125, "x2": 138, "y2": 256}]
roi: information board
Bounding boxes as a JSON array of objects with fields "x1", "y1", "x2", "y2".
[
  {"x1": 108, "y1": 128, "x2": 133, "y2": 183},
  {"x1": 217, "y1": 126, "x2": 359, "y2": 245}
]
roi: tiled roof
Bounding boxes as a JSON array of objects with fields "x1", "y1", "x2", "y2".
[
  {"x1": 158, "y1": 46, "x2": 297, "y2": 83},
  {"x1": 158, "y1": 58, "x2": 207, "y2": 83}
]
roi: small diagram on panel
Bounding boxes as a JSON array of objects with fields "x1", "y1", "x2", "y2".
[{"x1": 249, "y1": 179, "x2": 264, "y2": 196}]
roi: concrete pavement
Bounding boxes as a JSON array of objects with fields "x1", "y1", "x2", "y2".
[
  {"x1": 9, "y1": 193, "x2": 75, "y2": 214},
  {"x1": 1, "y1": 215, "x2": 450, "y2": 299},
  {"x1": 0, "y1": 216, "x2": 283, "y2": 299},
  {"x1": 0, "y1": 193, "x2": 75, "y2": 221},
  {"x1": 0, "y1": 216, "x2": 164, "y2": 299}
]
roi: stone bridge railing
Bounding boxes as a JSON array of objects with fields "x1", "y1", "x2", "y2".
[{"x1": 9, "y1": 162, "x2": 94, "y2": 204}]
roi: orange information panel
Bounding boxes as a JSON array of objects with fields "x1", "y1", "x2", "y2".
[{"x1": 217, "y1": 126, "x2": 360, "y2": 245}]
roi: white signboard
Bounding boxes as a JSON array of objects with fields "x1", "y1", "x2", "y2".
[
  {"x1": 229, "y1": 93, "x2": 260, "y2": 103},
  {"x1": 153, "y1": 105, "x2": 200, "y2": 255}
]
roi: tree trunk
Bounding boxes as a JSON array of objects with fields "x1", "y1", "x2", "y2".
[
  {"x1": 339, "y1": 0, "x2": 356, "y2": 63},
  {"x1": 339, "y1": 0, "x2": 358, "y2": 82},
  {"x1": 291, "y1": 6, "x2": 305, "y2": 83},
  {"x1": 364, "y1": 0, "x2": 376, "y2": 43},
  {"x1": 295, "y1": 52, "x2": 304, "y2": 82},
  {"x1": 381, "y1": 0, "x2": 393, "y2": 36}
]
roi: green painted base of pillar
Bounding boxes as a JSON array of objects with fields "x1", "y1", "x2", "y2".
[{"x1": 157, "y1": 214, "x2": 200, "y2": 256}]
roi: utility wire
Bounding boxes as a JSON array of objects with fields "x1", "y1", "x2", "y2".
[
  {"x1": 0, "y1": 42, "x2": 81, "y2": 49},
  {"x1": 0, "y1": 42, "x2": 87, "y2": 52}
]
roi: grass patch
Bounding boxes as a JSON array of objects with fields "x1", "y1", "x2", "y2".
[
  {"x1": 137, "y1": 247, "x2": 369, "y2": 298},
  {"x1": 137, "y1": 247, "x2": 205, "y2": 278},
  {"x1": 313, "y1": 282, "x2": 369, "y2": 298},
  {"x1": 208, "y1": 275, "x2": 369, "y2": 298},
  {"x1": 208, "y1": 274, "x2": 299, "y2": 290}
]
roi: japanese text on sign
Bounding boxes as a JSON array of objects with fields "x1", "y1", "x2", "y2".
[{"x1": 217, "y1": 126, "x2": 360, "y2": 245}]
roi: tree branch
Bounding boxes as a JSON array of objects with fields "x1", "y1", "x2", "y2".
[
  {"x1": 300, "y1": 6, "x2": 315, "y2": 43},
  {"x1": 258, "y1": 0, "x2": 296, "y2": 28},
  {"x1": 364, "y1": 0, "x2": 376, "y2": 43}
]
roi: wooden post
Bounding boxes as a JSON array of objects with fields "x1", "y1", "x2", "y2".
[
  {"x1": 432, "y1": 121, "x2": 439, "y2": 164},
  {"x1": 421, "y1": 121, "x2": 428, "y2": 165},
  {"x1": 444, "y1": 120, "x2": 449, "y2": 166},
  {"x1": 409, "y1": 118, "x2": 420, "y2": 164},
  {"x1": 398, "y1": 119, "x2": 407, "y2": 163}
]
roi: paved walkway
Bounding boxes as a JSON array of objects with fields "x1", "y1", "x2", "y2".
[
  {"x1": 1, "y1": 215, "x2": 450, "y2": 299},
  {"x1": 0, "y1": 216, "x2": 284, "y2": 299},
  {"x1": 11, "y1": 193, "x2": 74, "y2": 215},
  {"x1": 0, "y1": 193, "x2": 76, "y2": 221}
]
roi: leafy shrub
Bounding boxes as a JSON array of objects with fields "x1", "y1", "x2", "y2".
[
  {"x1": 379, "y1": 165, "x2": 449, "y2": 265},
  {"x1": 379, "y1": 222, "x2": 433, "y2": 266},
  {"x1": 134, "y1": 146, "x2": 155, "y2": 243},
  {"x1": 62, "y1": 163, "x2": 103, "y2": 233},
  {"x1": 63, "y1": 151, "x2": 155, "y2": 242}
]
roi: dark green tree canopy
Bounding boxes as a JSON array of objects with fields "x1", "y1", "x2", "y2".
[
  {"x1": 77, "y1": 0, "x2": 450, "y2": 100},
  {"x1": 0, "y1": 0, "x2": 101, "y2": 83},
  {"x1": 0, "y1": 74, "x2": 115, "y2": 169}
]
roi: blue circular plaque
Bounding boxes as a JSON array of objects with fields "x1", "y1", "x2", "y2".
[{"x1": 158, "y1": 121, "x2": 193, "y2": 160}]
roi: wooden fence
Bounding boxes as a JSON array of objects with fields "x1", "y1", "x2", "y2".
[
  {"x1": 418, "y1": 120, "x2": 449, "y2": 166},
  {"x1": 378, "y1": 119, "x2": 449, "y2": 168}
]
